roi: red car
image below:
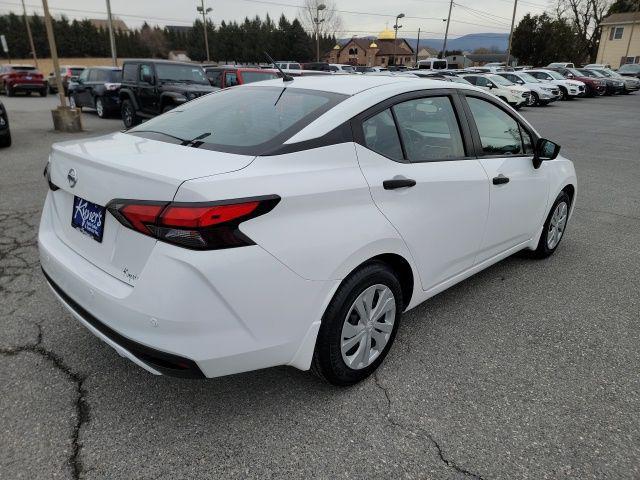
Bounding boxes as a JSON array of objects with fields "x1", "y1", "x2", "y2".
[
  {"x1": 548, "y1": 67, "x2": 606, "y2": 97},
  {"x1": 0, "y1": 64, "x2": 47, "y2": 97},
  {"x1": 204, "y1": 67, "x2": 280, "y2": 88}
]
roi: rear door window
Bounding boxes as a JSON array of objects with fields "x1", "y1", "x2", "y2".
[
  {"x1": 225, "y1": 72, "x2": 239, "y2": 87},
  {"x1": 122, "y1": 63, "x2": 137, "y2": 82},
  {"x1": 392, "y1": 97, "x2": 465, "y2": 161},
  {"x1": 128, "y1": 86, "x2": 346, "y2": 155}
]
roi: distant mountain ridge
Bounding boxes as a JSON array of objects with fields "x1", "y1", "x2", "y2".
[{"x1": 339, "y1": 33, "x2": 509, "y2": 54}]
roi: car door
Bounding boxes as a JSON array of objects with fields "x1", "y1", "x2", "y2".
[
  {"x1": 138, "y1": 63, "x2": 157, "y2": 114},
  {"x1": 354, "y1": 90, "x2": 491, "y2": 291},
  {"x1": 75, "y1": 69, "x2": 91, "y2": 106},
  {"x1": 461, "y1": 94, "x2": 549, "y2": 262}
]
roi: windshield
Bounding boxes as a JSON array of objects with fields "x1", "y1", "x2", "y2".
[
  {"x1": 128, "y1": 86, "x2": 346, "y2": 155},
  {"x1": 433, "y1": 61, "x2": 447, "y2": 70},
  {"x1": 546, "y1": 70, "x2": 565, "y2": 80},
  {"x1": 241, "y1": 71, "x2": 280, "y2": 84},
  {"x1": 519, "y1": 73, "x2": 539, "y2": 83},
  {"x1": 577, "y1": 69, "x2": 599, "y2": 77},
  {"x1": 566, "y1": 68, "x2": 583, "y2": 77},
  {"x1": 341, "y1": 65, "x2": 355, "y2": 72},
  {"x1": 619, "y1": 64, "x2": 640, "y2": 73},
  {"x1": 156, "y1": 64, "x2": 209, "y2": 84},
  {"x1": 14, "y1": 66, "x2": 37, "y2": 71},
  {"x1": 69, "y1": 68, "x2": 84, "y2": 76},
  {"x1": 489, "y1": 75, "x2": 514, "y2": 86}
]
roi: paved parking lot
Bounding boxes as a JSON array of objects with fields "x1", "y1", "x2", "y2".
[{"x1": 1, "y1": 93, "x2": 639, "y2": 479}]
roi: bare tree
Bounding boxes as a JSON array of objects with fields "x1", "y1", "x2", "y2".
[
  {"x1": 298, "y1": 0, "x2": 344, "y2": 37},
  {"x1": 556, "y1": 0, "x2": 612, "y2": 61}
]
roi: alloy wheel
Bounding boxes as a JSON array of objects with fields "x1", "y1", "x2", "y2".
[
  {"x1": 340, "y1": 284, "x2": 396, "y2": 370},
  {"x1": 96, "y1": 98, "x2": 104, "y2": 117},
  {"x1": 547, "y1": 201, "x2": 568, "y2": 249}
]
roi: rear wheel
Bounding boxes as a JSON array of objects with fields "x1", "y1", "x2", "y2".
[
  {"x1": 40, "y1": 88, "x2": 47, "y2": 97},
  {"x1": 312, "y1": 262, "x2": 403, "y2": 386},
  {"x1": 531, "y1": 191, "x2": 571, "y2": 258},
  {"x1": 121, "y1": 99, "x2": 140, "y2": 128},
  {"x1": 6, "y1": 85, "x2": 14, "y2": 97}
]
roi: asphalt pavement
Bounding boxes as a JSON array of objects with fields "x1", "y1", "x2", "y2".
[{"x1": 1, "y1": 93, "x2": 639, "y2": 479}]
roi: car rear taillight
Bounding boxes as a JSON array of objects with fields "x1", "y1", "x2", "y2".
[{"x1": 107, "y1": 196, "x2": 280, "y2": 250}]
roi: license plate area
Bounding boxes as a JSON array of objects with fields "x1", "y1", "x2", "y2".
[{"x1": 71, "y1": 196, "x2": 106, "y2": 242}]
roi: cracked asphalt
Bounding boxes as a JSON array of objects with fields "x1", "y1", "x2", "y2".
[{"x1": 1, "y1": 93, "x2": 639, "y2": 479}]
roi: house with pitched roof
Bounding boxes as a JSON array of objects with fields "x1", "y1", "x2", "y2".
[
  {"x1": 325, "y1": 27, "x2": 415, "y2": 67},
  {"x1": 596, "y1": 11, "x2": 640, "y2": 67}
]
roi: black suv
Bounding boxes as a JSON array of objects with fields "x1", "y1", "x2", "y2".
[
  {"x1": 119, "y1": 60, "x2": 216, "y2": 128},
  {"x1": 0, "y1": 99, "x2": 10, "y2": 148},
  {"x1": 68, "y1": 67, "x2": 122, "y2": 118}
]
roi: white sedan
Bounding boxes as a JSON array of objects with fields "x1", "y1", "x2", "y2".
[
  {"x1": 39, "y1": 75, "x2": 577, "y2": 385},
  {"x1": 524, "y1": 69, "x2": 586, "y2": 100}
]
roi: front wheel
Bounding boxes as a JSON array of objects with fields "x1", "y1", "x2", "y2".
[
  {"x1": 559, "y1": 87, "x2": 569, "y2": 100},
  {"x1": 121, "y1": 99, "x2": 140, "y2": 129},
  {"x1": 0, "y1": 130, "x2": 11, "y2": 148},
  {"x1": 531, "y1": 191, "x2": 571, "y2": 258},
  {"x1": 530, "y1": 92, "x2": 540, "y2": 106},
  {"x1": 95, "y1": 97, "x2": 106, "y2": 118},
  {"x1": 312, "y1": 262, "x2": 403, "y2": 386}
]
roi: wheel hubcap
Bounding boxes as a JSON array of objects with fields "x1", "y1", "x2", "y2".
[
  {"x1": 96, "y1": 99, "x2": 103, "y2": 116},
  {"x1": 340, "y1": 284, "x2": 396, "y2": 370},
  {"x1": 547, "y1": 201, "x2": 568, "y2": 249}
]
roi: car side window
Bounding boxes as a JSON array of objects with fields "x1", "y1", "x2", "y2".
[
  {"x1": 464, "y1": 76, "x2": 477, "y2": 85},
  {"x1": 475, "y1": 76, "x2": 489, "y2": 87},
  {"x1": 139, "y1": 64, "x2": 153, "y2": 83},
  {"x1": 225, "y1": 72, "x2": 238, "y2": 87},
  {"x1": 122, "y1": 63, "x2": 137, "y2": 82},
  {"x1": 207, "y1": 70, "x2": 222, "y2": 87},
  {"x1": 362, "y1": 109, "x2": 404, "y2": 161},
  {"x1": 392, "y1": 96, "x2": 465, "y2": 161},
  {"x1": 467, "y1": 97, "x2": 530, "y2": 156},
  {"x1": 79, "y1": 69, "x2": 90, "y2": 82},
  {"x1": 87, "y1": 69, "x2": 97, "y2": 82}
]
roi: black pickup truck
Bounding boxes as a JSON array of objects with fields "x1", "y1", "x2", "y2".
[{"x1": 119, "y1": 59, "x2": 217, "y2": 129}]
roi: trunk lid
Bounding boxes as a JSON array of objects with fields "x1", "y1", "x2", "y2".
[{"x1": 47, "y1": 132, "x2": 255, "y2": 285}]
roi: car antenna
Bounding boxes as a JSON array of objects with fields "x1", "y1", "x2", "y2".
[{"x1": 264, "y1": 52, "x2": 294, "y2": 82}]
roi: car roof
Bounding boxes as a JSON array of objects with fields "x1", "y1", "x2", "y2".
[
  {"x1": 248, "y1": 74, "x2": 449, "y2": 95},
  {"x1": 122, "y1": 59, "x2": 201, "y2": 66}
]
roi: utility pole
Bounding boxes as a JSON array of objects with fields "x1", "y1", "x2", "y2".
[
  {"x1": 314, "y1": 3, "x2": 326, "y2": 62},
  {"x1": 623, "y1": 0, "x2": 640, "y2": 64},
  {"x1": 415, "y1": 27, "x2": 421, "y2": 66},
  {"x1": 393, "y1": 13, "x2": 405, "y2": 66},
  {"x1": 105, "y1": 0, "x2": 117, "y2": 66},
  {"x1": 197, "y1": 0, "x2": 212, "y2": 62},
  {"x1": 506, "y1": 0, "x2": 518, "y2": 66},
  {"x1": 441, "y1": 0, "x2": 453, "y2": 59},
  {"x1": 42, "y1": 0, "x2": 65, "y2": 107},
  {"x1": 21, "y1": 0, "x2": 38, "y2": 68}
]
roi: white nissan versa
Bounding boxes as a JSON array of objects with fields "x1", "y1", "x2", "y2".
[{"x1": 39, "y1": 75, "x2": 577, "y2": 385}]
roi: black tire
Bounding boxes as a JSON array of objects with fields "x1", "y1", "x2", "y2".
[
  {"x1": 40, "y1": 88, "x2": 47, "y2": 97},
  {"x1": 530, "y1": 191, "x2": 571, "y2": 259},
  {"x1": 48, "y1": 83, "x2": 55, "y2": 94},
  {"x1": 121, "y1": 99, "x2": 140, "y2": 128},
  {"x1": 95, "y1": 97, "x2": 107, "y2": 118},
  {"x1": 6, "y1": 85, "x2": 14, "y2": 97},
  {"x1": 531, "y1": 92, "x2": 540, "y2": 106},
  {"x1": 312, "y1": 261, "x2": 403, "y2": 386},
  {"x1": 0, "y1": 130, "x2": 10, "y2": 148},
  {"x1": 559, "y1": 86, "x2": 569, "y2": 100}
]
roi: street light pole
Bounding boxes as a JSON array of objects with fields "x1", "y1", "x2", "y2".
[
  {"x1": 393, "y1": 13, "x2": 404, "y2": 66},
  {"x1": 506, "y1": 0, "x2": 518, "y2": 66},
  {"x1": 197, "y1": 0, "x2": 212, "y2": 62},
  {"x1": 105, "y1": 0, "x2": 117, "y2": 66},
  {"x1": 21, "y1": 0, "x2": 38, "y2": 68},
  {"x1": 314, "y1": 3, "x2": 326, "y2": 62},
  {"x1": 441, "y1": 0, "x2": 453, "y2": 59}
]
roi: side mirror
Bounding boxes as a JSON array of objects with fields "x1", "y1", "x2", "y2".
[
  {"x1": 567, "y1": 73, "x2": 574, "y2": 79},
  {"x1": 487, "y1": 83, "x2": 495, "y2": 89},
  {"x1": 517, "y1": 80, "x2": 524, "y2": 84},
  {"x1": 533, "y1": 138, "x2": 560, "y2": 168}
]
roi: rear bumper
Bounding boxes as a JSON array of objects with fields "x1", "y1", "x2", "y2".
[
  {"x1": 10, "y1": 82, "x2": 46, "y2": 91},
  {"x1": 38, "y1": 193, "x2": 337, "y2": 378}
]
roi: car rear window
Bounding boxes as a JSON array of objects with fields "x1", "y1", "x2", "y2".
[
  {"x1": 128, "y1": 86, "x2": 346, "y2": 155},
  {"x1": 70, "y1": 68, "x2": 84, "y2": 76},
  {"x1": 14, "y1": 66, "x2": 37, "y2": 71},
  {"x1": 241, "y1": 71, "x2": 280, "y2": 84}
]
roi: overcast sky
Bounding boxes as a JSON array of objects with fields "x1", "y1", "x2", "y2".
[{"x1": 1, "y1": 0, "x2": 552, "y2": 38}]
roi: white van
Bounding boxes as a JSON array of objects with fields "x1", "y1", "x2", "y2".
[{"x1": 417, "y1": 58, "x2": 448, "y2": 70}]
